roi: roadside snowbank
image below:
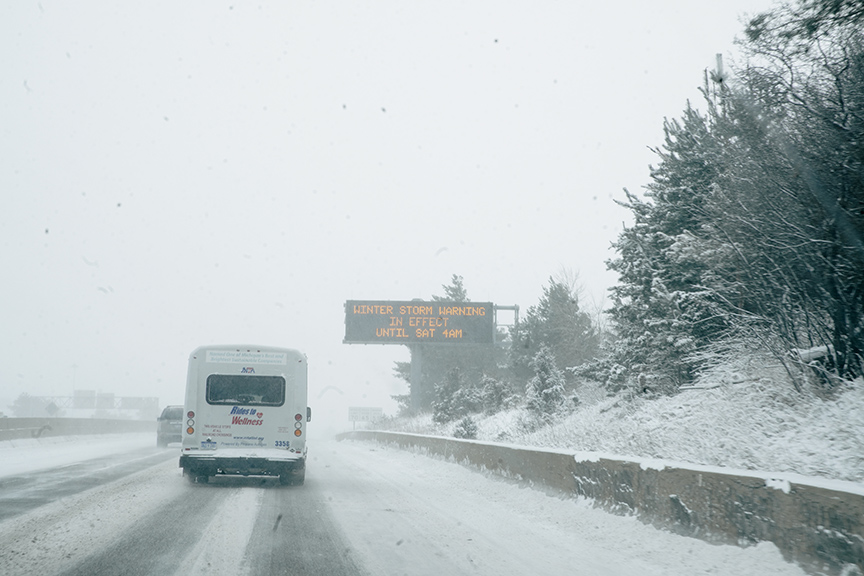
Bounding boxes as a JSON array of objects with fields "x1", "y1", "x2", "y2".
[{"x1": 377, "y1": 376, "x2": 864, "y2": 485}]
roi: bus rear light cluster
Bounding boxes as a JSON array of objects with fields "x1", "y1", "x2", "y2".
[
  {"x1": 294, "y1": 413, "x2": 303, "y2": 436},
  {"x1": 186, "y1": 410, "x2": 195, "y2": 435}
]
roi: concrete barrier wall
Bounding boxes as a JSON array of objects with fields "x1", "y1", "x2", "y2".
[
  {"x1": 0, "y1": 417, "x2": 155, "y2": 441},
  {"x1": 338, "y1": 430, "x2": 864, "y2": 576}
]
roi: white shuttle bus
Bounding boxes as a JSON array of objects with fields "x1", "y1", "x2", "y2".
[{"x1": 179, "y1": 345, "x2": 310, "y2": 485}]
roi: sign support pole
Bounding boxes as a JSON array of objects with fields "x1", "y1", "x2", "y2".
[{"x1": 409, "y1": 345, "x2": 424, "y2": 411}]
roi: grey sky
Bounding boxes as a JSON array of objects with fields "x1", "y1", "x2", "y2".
[{"x1": 1, "y1": 1, "x2": 774, "y2": 430}]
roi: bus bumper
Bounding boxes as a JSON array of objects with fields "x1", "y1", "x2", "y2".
[{"x1": 180, "y1": 451, "x2": 305, "y2": 478}]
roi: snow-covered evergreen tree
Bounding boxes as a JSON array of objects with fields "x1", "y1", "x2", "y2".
[
  {"x1": 510, "y1": 275, "x2": 598, "y2": 386},
  {"x1": 480, "y1": 375, "x2": 513, "y2": 414},
  {"x1": 432, "y1": 368, "x2": 483, "y2": 424},
  {"x1": 525, "y1": 346, "x2": 568, "y2": 419},
  {"x1": 432, "y1": 274, "x2": 469, "y2": 302},
  {"x1": 453, "y1": 415, "x2": 478, "y2": 439},
  {"x1": 605, "y1": 103, "x2": 729, "y2": 391},
  {"x1": 431, "y1": 368, "x2": 462, "y2": 424}
]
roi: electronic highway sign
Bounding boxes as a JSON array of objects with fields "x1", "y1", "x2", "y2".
[{"x1": 344, "y1": 300, "x2": 495, "y2": 345}]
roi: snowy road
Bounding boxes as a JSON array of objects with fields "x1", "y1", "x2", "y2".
[
  {"x1": 0, "y1": 435, "x2": 809, "y2": 576},
  {"x1": 0, "y1": 445, "x2": 176, "y2": 522}
]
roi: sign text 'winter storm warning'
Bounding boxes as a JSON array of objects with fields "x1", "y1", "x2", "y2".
[{"x1": 343, "y1": 300, "x2": 494, "y2": 344}]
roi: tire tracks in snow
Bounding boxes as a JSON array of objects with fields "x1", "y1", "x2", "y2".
[
  {"x1": 242, "y1": 479, "x2": 367, "y2": 576},
  {"x1": 0, "y1": 458, "x2": 188, "y2": 576},
  {"x1": 0, "y1": 458, "x2": 261, "y2": 576}
]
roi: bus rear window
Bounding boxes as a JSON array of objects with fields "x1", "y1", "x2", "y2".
[{"x1": 206, "y1": 374, "x2": 286, "y2": 406}]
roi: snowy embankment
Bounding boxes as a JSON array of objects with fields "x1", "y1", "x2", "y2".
[{"x1": 378, "y1": 372, "x2": 864, "y2": 485}]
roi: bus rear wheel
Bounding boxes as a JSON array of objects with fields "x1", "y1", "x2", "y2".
[{"x1": 280, "y1": 469, "x2": 305, "y2": 486}]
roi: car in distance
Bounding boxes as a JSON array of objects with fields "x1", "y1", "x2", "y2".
[{"x1": 156, "y1": 405, "x2": 184, "y2": 447}]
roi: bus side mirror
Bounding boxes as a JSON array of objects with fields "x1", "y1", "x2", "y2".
[{"x1": 306, "y1": 407, "x2": 312, "y2": 422}]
